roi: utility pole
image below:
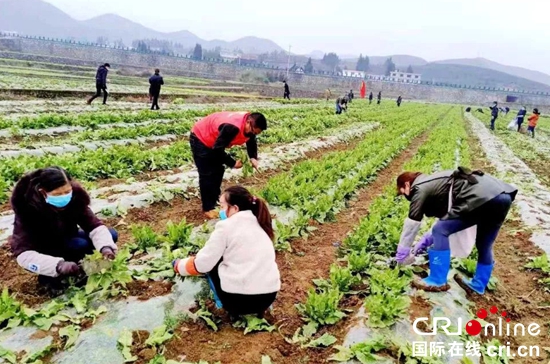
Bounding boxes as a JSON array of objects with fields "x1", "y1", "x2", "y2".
[{"x1": 286, "y1": 45, "x2": 291, "y2": 79}]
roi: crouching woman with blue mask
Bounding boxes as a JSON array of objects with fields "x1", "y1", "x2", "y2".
[
  {"x1": 394, "y1": 167, "x2": 517, "y2": 295},
  {"x1": 173, "y1": 185, "x2": 281, "y2": 318},
  {"x1": 9, "y1": 167, "x2": 118, "y2": 294}
]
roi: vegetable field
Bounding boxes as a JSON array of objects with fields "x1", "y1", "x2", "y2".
[{"x1": 0, "y1": 97, "x2": 549, "y2": 364}]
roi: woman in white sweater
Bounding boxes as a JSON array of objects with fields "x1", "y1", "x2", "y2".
[{"x1": 173, "y1": 186, "x2": 281, "y2": 317}]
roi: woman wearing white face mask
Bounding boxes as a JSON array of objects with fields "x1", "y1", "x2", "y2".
[
  {"x1": 9, "y1": 167, "x2": 118, "y2": 295},
  {"x1": 173, "y1": 185, "x2": 280, "y2": 318}
]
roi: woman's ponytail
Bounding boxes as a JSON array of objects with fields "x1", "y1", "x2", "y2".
[{"x1": 251, "y1": 197, "x2": 274, "y2": 241}]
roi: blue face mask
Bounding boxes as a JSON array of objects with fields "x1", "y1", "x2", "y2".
[
  {"x1": 46, "y1": 192, "x2": 73, "y2": 208},
  {"x1": 219, "y1": 209, "x2": 228, "y2": 220}
]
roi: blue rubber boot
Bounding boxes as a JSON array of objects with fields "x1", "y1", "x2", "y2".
[
  {"x1": 455, "y1": 263, "x2": 494, "y2": 295},
  {"x1": 206, "y1": 275, "x2": 223, "y2": 309},
  {"x1": 413, "y1": 250, "x2": 451, "y2": 292}
]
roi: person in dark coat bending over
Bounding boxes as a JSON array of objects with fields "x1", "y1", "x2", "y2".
[
  {"x1": 87, "y1": 63, "x2": 110, "y2": 105},
  {"x1": 190, "y1": 112, "x2": 267, "y2": 219},
  {"x1": 149, "y1": 69, "x2": 164, "y2": 110},
  {"x1": 394, "y1": 167, "x2": 517, "y2": 295},
  {"x1": 369, "y1": 92, "x2": 374, "y2": 105},
  {"x1": 9, "y1": 167, "x2": 118, "y2": 295},
  {"x1": 397, "y1": 96, "x2": 403, "y2": 107},
  {"x1": 377, "y1": 91, "x2": 382, "y2": 105}
]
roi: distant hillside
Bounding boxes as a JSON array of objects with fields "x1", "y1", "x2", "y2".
[
  {"x1": 417, "y1": 63, "x2": 550, "y2": 93},
  {"x1": 434, "y1": 57, "x2": 550, "y2": 87},
  {"x1": 0, "y1": 0, "x2": 284, "y2": 54}
]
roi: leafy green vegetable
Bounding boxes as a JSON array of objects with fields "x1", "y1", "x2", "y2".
[
  {"x1": 164, "y1": 219, "x2": 193, "y2": 249},
  {"x1": 329, "y1": 336, "x2": 387, "y2": 363},
  {"x1": 59, "y1": 325, "x2": 80, "y2": 349},
  {"x1": 117, "y1": 329, "x2": 138, "y2": 362},
  {"x1": 84, "y1": 249, "x2": 133, "y2": 297},
  {"x1": 0, "y1": 346, "x2": 17, "y2": 364},
  {"x1": 233, "y1": 315, "x2": 275, "y2": 335},
  {"x1": 296, "y1": 288, "x2": 345, "y2": 325},
  {"x1": 131, "y1": 225, "x2": 160, "y2": 252},
  {"x1": 305, "y1": 333, "x2": 337, "y2": 348},
  {"x1": 145, "y1": 325, "x2": 174, "y2": 347}
]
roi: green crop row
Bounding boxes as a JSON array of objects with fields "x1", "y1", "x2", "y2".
[
  {"x1": 341, "y1": 107, "x2": 470, "y2": 331},
  {"x1": 0, "y1": 104, "x2": 426, "y2": 203}
]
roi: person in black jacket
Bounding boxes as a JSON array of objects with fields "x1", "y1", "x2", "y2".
[
  {"x1": 395, "y1": 167, "x2": 517, "y2": 294},
  {"x1": 149, "y1": 69, "x2": 164, "y2": 110},
  {"x1": 489, "y1": 101, "x2": 499, "y2": 130},
  {"x1": 87, "y1": 63, "x2": 110, "y2": 105},
  {"x1": 283, "y1": 81, "x2": 290, "y2": 100},
  {"x1": 377, "y1": 91, "x2": 382, "y2": 105},
  {"x1": 516, "y1": 106, "x2": 527, "y2": 132},
  {"x1": 369, "y1": 92, "x2": 373, "y2": 105},
  {"x1": 348, "y1": 89, "x2": 354, "y2": 103},
  {"x1": 397, "y1": 96, "x2": 403, "y2": 107}
]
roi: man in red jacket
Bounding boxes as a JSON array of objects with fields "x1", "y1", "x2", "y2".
[{"x1": 190, "y1": 111, "x2": 267, "y2": 219}]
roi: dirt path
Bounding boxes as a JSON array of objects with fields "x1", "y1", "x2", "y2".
[
  {"x1": 465, "y1": 122, "x2": 550, "y2": 362},
  {"x1": 162, "y1": 128, "x2": 434, "y2": 364}
]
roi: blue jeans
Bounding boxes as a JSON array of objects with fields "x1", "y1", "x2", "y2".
[
  {"x1": 64, "y1": 228, "x2": 118, "y2": 262},
  {"x1": 527, "y1": 126, "x2": 535, "y2": 138},
  {"x1": 432, "y1": 194, "x2": 512, "y2": 265},
  {"x1": 335, "y1": 104, "x2": 342, "y2": 114}
]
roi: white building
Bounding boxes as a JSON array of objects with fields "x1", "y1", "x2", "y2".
[
  {"x1": 342, "y1": 70, "x2": 366, "y2": 78},
  {"x1": 390, "y1": 71, "x2": 421, "y2": 84}
]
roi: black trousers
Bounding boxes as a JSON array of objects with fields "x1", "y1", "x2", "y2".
[
  {"x1": 284, "y1": 92, "x2": 290, "y2": 100},
  {"x1": 89, "y1": 82, "x2": 108, "y2": 104},
  {"x1": 208, "y1": 261, "x2": 277, "y2": 316},
  {"x1": 190, "y1": 133, "x2": 225, "y2": 211},
  {"x1": 151, "y1": 92, "x2": 160, "y2": 110}
]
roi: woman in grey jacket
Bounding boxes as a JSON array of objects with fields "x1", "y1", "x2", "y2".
[{"x1": 395, "y1": 167, "x2": 517, "y2": 294}]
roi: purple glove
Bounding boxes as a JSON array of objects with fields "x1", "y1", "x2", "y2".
[
  {"x1": 412, "y1": 232, "x2": 434, "y2": 255},
  {"x1": 395, "y1": 245, "x2": 413, "y2": 264}
]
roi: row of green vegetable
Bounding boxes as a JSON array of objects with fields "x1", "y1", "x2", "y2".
[{"x1": 0, "y1": 104, "x2": 428, "y2": 203}]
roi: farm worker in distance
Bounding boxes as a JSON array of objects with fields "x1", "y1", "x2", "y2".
[
  {"x1": 149, "y1": 68, "x2": 164, "y2": 111},
  {"x1": 173, "y1": 186, "x2": 280, "y2": 318},
  {"x1": 190, "y1": 111, "x2": 267, "y2": 219},
  {"x1": 394, "y1": 167, "x2": 517, "y2": 294},
  {"x1": 283, "y1": 81, "x2": 290, "y2": 100},
  {"x1": 516, "y1": 106, "x2": 527, "y2": 132},
  {"x1": 9, "y1": 167, "x2": 118, "y2": 295},
  {"x1": 87, "y1": 63, "x2": 110, "y2": 105},
  {"x1": 369, "y1": 91, "x2": 374, "y2": 105},
  {"x1": 397, "y1": 96, "x2": 403, "y2": 107},
  {"x1": 335, "y1": 96, "x2": 348, "y2": 114},
  {"x1": 360, "y1": 81, "x2": 366, "y2": 99},
  {"x1": 348, "y1": 89, "x2": 354, "y2": 103},
  {"x1": 377, "y1": 91, "x2": 382, "y2": 105},
  {"x1": 325, "y1": 88, "x2": 332, "y2": 101},
  {"x1": 489, "y1": 101, "x2": 499, "y2": 130},
  {"x1": 527, "y1": 108, "x2": 541, "y2": 138}
]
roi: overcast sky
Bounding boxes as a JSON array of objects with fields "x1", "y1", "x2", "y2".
[{"x1": 43, "y1": 0, "x2": 550, "y2": 74}]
